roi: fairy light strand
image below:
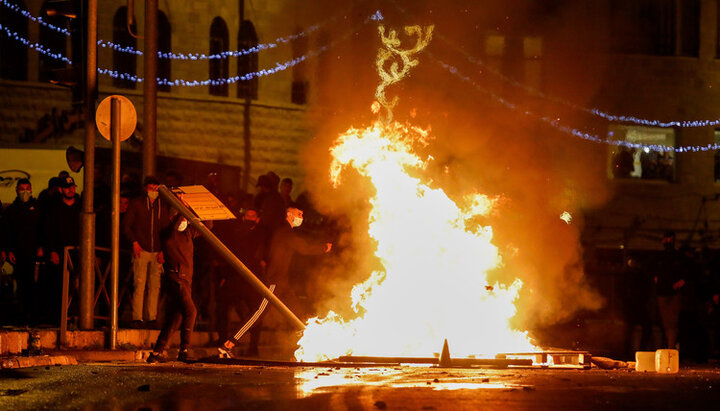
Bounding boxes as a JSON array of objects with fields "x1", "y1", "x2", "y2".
[
  {"x1": 0, "y1": 0, "x2": 71, "y2": 36},
  {"x1": 0, "y1": 23, "x2": 72, "y2": 64},
  {"x1": 435, "y1": 58, "x2": 720, "y2": 153},
  {"x1": 390, "y1": 0, "x2": 720, "y2": 129}
]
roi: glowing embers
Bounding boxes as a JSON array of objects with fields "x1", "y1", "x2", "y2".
[{"x1": 295, "y1": 122, "x2": 535, "y2": 362}]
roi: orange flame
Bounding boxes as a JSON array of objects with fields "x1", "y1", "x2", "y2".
[{"x1": 295, "y1": 122, "x2": 535, "y2": 362}]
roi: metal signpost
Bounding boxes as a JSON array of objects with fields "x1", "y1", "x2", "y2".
[{"x1": 96, "y1": 95, "x2": 137, "y2": 349}]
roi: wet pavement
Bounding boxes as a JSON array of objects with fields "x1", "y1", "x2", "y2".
[{"x1": 2, "y1": 361, "x2": 720, "y2": 410}]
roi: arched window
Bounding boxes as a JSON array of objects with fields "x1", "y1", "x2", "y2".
[
  {"x1": 290, "y1": 27, "x2": 308, "y2": 104},
  {"x1": 112, "y1": 7, "x2": 137, "y2": 89},
  {"x1": 0, "y1": 0, "x2": 28, "y2": 80},
  {"x1": 237, "y1": 20, "x2": 258, "y2": 99},
  {"x1": 38, "y1": 0, "x2": 68, "y2": 82},
  {"x1": 157, "y1": 11, "x2": 171, "y2": 92},
  {"x1": 209, "y1": 17, "x2": 229, "y2": 96}
]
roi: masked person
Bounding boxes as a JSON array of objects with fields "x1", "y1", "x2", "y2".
[
  {"x1": 217, "y1": 208, "x2": 269, "y2": 357},
  {"x1": 654, "y1": 231, "x2": 687, "y2": 349},
  {"x1": 0, "y1": 178, "x2": 41, "y2": 324},
  {"x1": 123, "y1": 176, "x2": 170, "y2": 328},
  {"x1": 42, "y1": 176, "x2": 81, "y2": 325},
  {"x1": 147, "y1": 209, "x2": 207, "y2": 363}
]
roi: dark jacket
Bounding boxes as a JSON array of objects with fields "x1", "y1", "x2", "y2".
[
  {"x1": 266, "y1": 222, "x2": 326, "y2": 285},
  {"x1": 0, "y1": 196, "x2": 41, "y2": 257},
  {"x1": 123, "y1": 196, "x2": 170, "y2": 253},
  {"x1": 257, "y1": 191, "x2": 286, "y2": 234},
  {"x1": 162, "y1": 216, "x2": 201, "y2": 284},
  {"x1": 43, "y1": 196, "x2": 81, "y2": 253},
  {"x1": 655, "y1": 248, "x2": 687, "y2": 296}
]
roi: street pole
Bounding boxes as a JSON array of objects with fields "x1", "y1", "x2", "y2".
[
  {"x1": 79, "y1": 0, "x2": 98, "y2": 330},
  {"x1": 157, "y1": 186, "x2": 306, "y2": 330},
  {"x1": 109, "y1": 97, "x2": 121, "y2": 349},
  {"x1": 143, "y1": 0, "x2": 158, "y2": 178}
]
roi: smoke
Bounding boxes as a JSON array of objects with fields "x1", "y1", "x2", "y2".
[{"x1": 297, "y1": 0, "x2": 611, "y2": 338}]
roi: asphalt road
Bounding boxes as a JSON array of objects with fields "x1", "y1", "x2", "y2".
[{"x1": 2, "y1": 361, "x2": 720, "y2": 410}]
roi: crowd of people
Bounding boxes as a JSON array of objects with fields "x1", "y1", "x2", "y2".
[{"x1": 0, "y1": 168, "x2": 334, "y2": 361}]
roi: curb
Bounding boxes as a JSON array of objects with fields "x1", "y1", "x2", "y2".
[{"x1": 0, "y1": 354, "x2": 78, "y2": 369}]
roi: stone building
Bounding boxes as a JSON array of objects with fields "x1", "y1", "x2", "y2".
[{"x1": 0, "y1": 0, "x2": 345, "y2": 198}]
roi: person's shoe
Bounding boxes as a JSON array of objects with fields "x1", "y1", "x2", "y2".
[
  {"x1": 217, "y1": 346, "x2": 233, "y2": 359},
  {"x1": 145, "y1": 320, "x2": 159, "y2": 330},
  {"x1": 177, "y1": 348, "x2": 194, "y2": 362},
  {"x1": 146, "y1": 352, "x2": 167, "y2": 363}
]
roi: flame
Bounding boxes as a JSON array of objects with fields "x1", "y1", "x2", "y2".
[{"x1": 295, "y1": 122, "x2": 535, "y2": 362}]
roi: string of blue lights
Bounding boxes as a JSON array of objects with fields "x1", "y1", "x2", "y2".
[
  {"x1": 434, "y1": 58, "x2": 720, "y2": 153},
  {"x1": 0, "y1": 15, "x2": 367, "y2": 87},
  {"x1": 0, "y1": 22, "x2": 72, "y2": 64},
  {"x1": 0, "y1": 0, "x2": 71, "y2": 36},
  {"x1": 1, "y1": 0, "x2": 337, "y2": 61},
  {"x1": 389, "y1": 0, "x2": 720, "y2": 129}
]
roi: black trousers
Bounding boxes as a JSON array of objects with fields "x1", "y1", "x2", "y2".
[{"x1": 154, "y1": 279, "x2": 196, "y2": 352}]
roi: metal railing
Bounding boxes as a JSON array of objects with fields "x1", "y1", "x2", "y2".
[{"x1": 59, "y1": 245, "x2": 131, "y2": 347}]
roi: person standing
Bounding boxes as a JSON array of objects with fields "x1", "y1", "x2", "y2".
[
  {"x1": 42, "y1": 176, "x2": 81, "y2": 325},
  {"x1": 147, "y1": 209, "x2": 205, "y2": 363},
  {"x1": 0, "y1": 178, "x2": 42, "y2": 324},
  {"x1": 654, "y1": 231, "x2": 686, "y2": 349},
  {"x1": 122, "y1": 176, "x2": 170, "y2": 328}
]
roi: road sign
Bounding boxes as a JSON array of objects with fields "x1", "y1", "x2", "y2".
[
  {"x1": 95, "y1": 95, "x2": 137, "y2": 142},
  {"x1": 172, "y1": 185, "x2": 237, "y2": 221}
]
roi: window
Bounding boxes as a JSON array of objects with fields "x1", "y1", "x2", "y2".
[
  {"x1": 609, "y1": 125, "x2": 675, "y2": 182},
  {"x1": 38, "y1": 1, "x2": 68, "y2": 82},
  {"x1": 679, "y1": 0, "x2": 699, "y2": 57},
  {"x1": 0, "y1": 0, "x2": 28, "y2": 80},
  {"x1": 209, "y1": 17, "x2": 229, "y2": 97},
  {"x1": 610, "y1": 0, "x2": 675, "y2": 56},
  {"x1": 237, "y1": 20, "x2": 258, "y2": 100},
  {"x1": 291, "y1": 27, "x2": 308, "y2": 104},
  {"x1": 112, "y1": 7, "x2": 137, "y2": 89},
  {"x1": 157, "y1": 11, "x2": 171, "y2": 92}
]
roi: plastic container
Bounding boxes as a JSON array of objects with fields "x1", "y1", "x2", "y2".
[
  {"x1": 635, "y1": 351, "x2": 656, "y2": 372},
  {"x1": 655, "y1": 349, "x2": 679, "y2": 374}
]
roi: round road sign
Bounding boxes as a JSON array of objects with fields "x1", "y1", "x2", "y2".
[{"x1": 95, "y1": 95, "x2": 137, "y2": 142}]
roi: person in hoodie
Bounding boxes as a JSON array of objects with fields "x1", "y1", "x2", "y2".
[
  {"x1": 0, "y1": 178, "x2": 42, "y2": 324},
  {"x1": 122, "y1": 176, "x2": 170, "y2": 328},
  {"x1": 147, "y1": 206, "x2": 210, "y2": 363}
]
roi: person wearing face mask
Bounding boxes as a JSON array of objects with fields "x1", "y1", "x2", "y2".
[
  {"x1": 0, "y1": 178, "x2": 42, "y2": 324},
  {"x1": 41, "y1": 176, "x2": 81, "y2": 325},
  {"x1": 654, "y1": 231, "x2": 687, "y2": 349},
  {"x1": 148, "y1": 207, "x2": 211, "y2": 363},
  {"x1": 122, "y1": 176, "x2": 170, "y2": 328},
  {"x1": 216, "y1": 208, "x2": 269, "y2": 357}
]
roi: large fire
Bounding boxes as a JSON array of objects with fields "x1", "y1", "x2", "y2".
[{"x1": 295, "y1": 122, "x2": 535, "y2": 362}]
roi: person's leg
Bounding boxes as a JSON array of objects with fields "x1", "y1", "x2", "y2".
[
  {"x1": 146, "y1": 253, "x2": 163, "y2": 322},
  {"x1": 132, "y1": 252, "x2": 149, "y2": 322},
  {"x1": 178, "y1": 281, "x2": 197, "y2": 351},
  {"x1": 149, "y1": 282, "x2": 182, "y2": 361}
]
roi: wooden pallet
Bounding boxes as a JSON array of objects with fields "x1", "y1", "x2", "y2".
[{"x1": 495, "y1": 350, "x2": 592, "y2": 369}]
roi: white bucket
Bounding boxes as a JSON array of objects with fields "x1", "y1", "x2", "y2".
[
  {"x1": 655, "y1": 349, "x2": 679, "y2": 374},
  {"x1": 635, "y1": 351, "x2": 656, "y2": 372}
]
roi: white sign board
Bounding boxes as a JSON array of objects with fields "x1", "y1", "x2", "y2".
[{"x1": 172, "y1": 185, "x2": 236, "y2": 221}]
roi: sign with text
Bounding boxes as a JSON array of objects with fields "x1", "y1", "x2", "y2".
[{"x1": 173, "y1": 185, "x2": 236, "y2": 221}]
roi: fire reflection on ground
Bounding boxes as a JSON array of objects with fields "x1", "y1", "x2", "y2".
[{"x1": 295, "y1": 366, "x2": 530, "y2": 396}]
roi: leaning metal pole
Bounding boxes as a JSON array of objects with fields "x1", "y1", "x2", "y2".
[
  {"x1": 156, "y1": 186, "x2": 306, "y2": 330},
  {"x1": 109, "y1": 97, "x2": 121, "y2": 349},
  {"x1": 142, "y1": 0, "x2": 158, "y2": 178},
  {"x1": 79, "y1": 0, "x2": 98, "y2": 330}
]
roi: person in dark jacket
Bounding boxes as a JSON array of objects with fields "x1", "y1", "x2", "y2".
[
  {"x1": 217, "y1": 208, "x2": 268, "y2": 357},
  {"x1": 254, "y1": 173, "x2": 286, "y2": 236},
  {"x1": 0, "y1": 178, "x2": 42, "y2": 324},
  {"x1": 654, "y1": 231, "x2": 686, "y2": 349},
  {"x1": 147, "y1": 208, "x2": 207, "y2": 363},
  {"x1": 41, "y1": 176, "x2": 81, "y2": 325},
  {"x1": 122, "y1": 176, "x2": 170, "y2": 327}
]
